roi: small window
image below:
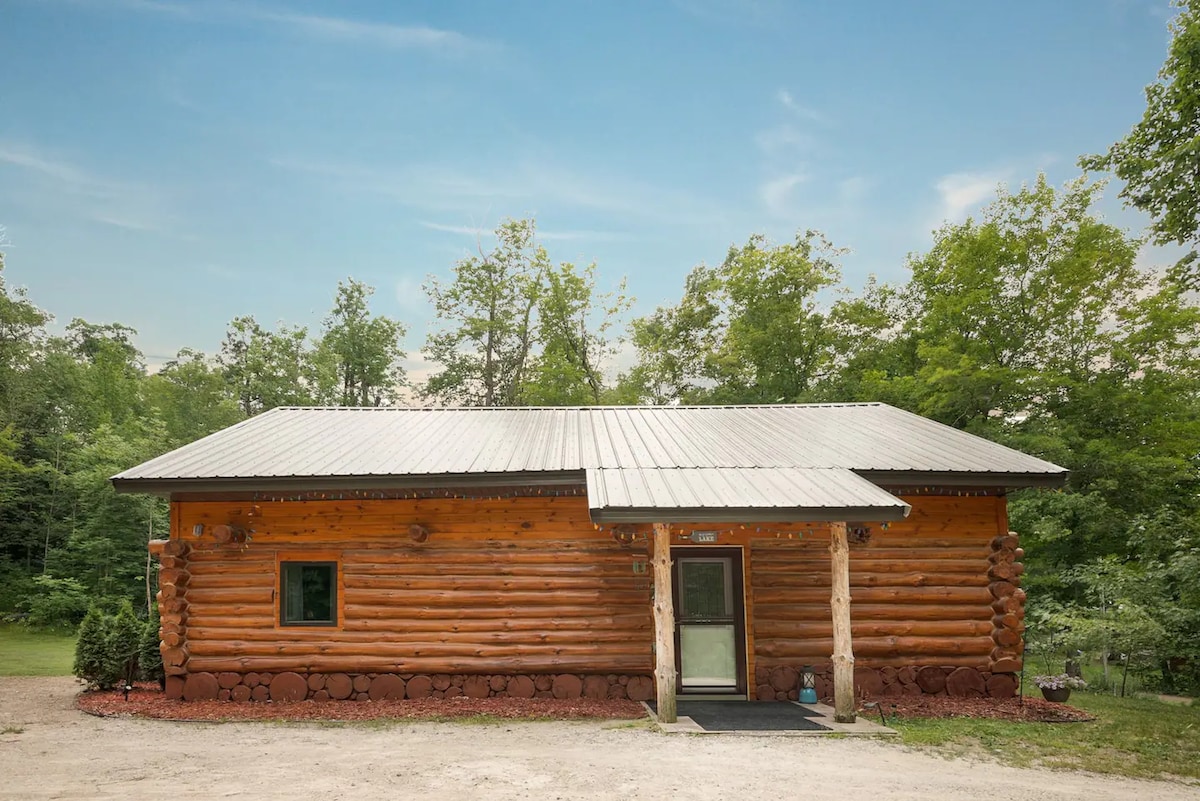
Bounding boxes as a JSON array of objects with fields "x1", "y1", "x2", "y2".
[{"x1": 280, "y1": 561, "x2": 337, "y2": 626}]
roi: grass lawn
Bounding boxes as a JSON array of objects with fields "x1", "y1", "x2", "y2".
[
  {"x1": 891, "y1": 690, "x2": 1200, "y2": 782},
  {"x1": 0, "y1": 623, "x2": 76, "y2": 676}
]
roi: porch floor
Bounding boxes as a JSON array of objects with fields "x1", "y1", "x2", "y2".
[{"x1": 646, "y1": 700, "x2": 896, "y2": 737}]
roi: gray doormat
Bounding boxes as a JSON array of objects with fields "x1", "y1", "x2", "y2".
[{"x1": 649, "y1": 700, "x2": 830, "y2": 732}]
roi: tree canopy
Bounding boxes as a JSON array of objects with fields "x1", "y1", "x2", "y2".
[{"x1": 1082, "y1": 0, "x2": 1200, "y2": 282}]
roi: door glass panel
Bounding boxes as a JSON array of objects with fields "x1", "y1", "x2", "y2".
[
  {"x1": 680, "y1": 624, "x2": 737, "y2": 687},
  {"x1": 679, "y1": 560, "x2": 730, "y2": 619}
]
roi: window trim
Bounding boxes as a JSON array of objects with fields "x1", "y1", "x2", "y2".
[{"x1": 276, "y1": 553, "x2": 343, "y2": 629}]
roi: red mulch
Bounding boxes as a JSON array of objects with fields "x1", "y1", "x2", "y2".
[
  {"x1": 75, "y1": 684, "x2": 647, "y2": 723},
  {"x1": 869, "y1": 695, "x2": 1095, "y2": 723}
]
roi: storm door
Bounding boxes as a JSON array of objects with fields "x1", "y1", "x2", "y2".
[{"x1": 672, "y1": 549, "x2": 746, "y2": 694}]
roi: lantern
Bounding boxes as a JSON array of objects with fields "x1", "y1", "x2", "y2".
[{"x1": 799, "y1": 665, "x2": 818, "y2": 704}]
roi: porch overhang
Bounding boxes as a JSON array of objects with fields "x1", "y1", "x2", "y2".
[{"x1": 586, "y1": 467, "x2": 911, "y2": 524}]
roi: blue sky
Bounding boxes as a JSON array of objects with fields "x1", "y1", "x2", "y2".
[{"x1": 0, "y1": 0, "x2": 1181, "y2": 377}]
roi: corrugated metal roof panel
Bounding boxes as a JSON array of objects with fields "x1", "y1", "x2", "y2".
[
  {"x1": 112, "y1": 404, "x2": 1067, "y2": 486},
  {"x1": 586, "y1": 467, "x2": 912, "y2": 522}
]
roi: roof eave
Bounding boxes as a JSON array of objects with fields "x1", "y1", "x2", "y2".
[
  {"x1": 110, "y1": 470, "x2": 588, "y2": 497},
  {"x1": 587, "y1": 504, "x2": 912, "y2": 524},
  {"x1": 855, "y1": 469, "x2": 1068, "y2": 489}
]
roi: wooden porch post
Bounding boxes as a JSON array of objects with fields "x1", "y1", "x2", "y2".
[
  {"x1": 829, "y1": 521, "x2": 856, "y2": 723},
  {"x1": 652, "y1": 522, "x2": 677, "y2": 723}
]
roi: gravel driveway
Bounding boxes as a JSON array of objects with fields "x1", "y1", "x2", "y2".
[{"x1": 1, "y1": 677, "x2": 1197, "y2": 801}]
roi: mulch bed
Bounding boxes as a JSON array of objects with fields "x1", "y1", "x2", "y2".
[
  {"x1": 76, "y1": 684, "x2": 647, "y2": 723},
  {"x1": 870, "y1": 695, "x2": 1095, "y2": 723}
]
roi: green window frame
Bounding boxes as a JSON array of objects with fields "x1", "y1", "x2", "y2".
[{"x1": 280, "y1": 561, "x2": 338, "y2": 626}]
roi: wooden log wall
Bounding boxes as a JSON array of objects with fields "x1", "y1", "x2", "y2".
[
  {"x1": 170, "y1": 495, "x2": 654, "y2": 677},
  {"x1": 159, "y1": 491, "x2": 1023, "y2": 701},
  {"x1": 748, "y1": 494, "x2": 1024, "y2": 699}
]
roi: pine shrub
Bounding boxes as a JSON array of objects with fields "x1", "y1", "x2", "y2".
[
  {"x1": 107, "y1": 601, "x2": 143, "y2": 689},
  {"x1": 73, "y1": 606, "x2": 112, "y2": 688},
  {"x1": 139, "y1": 604, "x2": 164, "y2": 688}
]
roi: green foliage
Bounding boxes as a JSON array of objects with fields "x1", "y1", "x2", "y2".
[
  {"x1": 72, "y1": 602, "x2": 144, "y2": 689},
  {"x1": 621, "y1": 230, "x2": 844, "y2": 404},
  {"x1": 72, "y1": 606, "x2": 113, "y2": 688},
  {"x1": 139, "y1": 603, "x2": 163, "y2": 686},
  {"x1": 219, "y1": 316, "x2": 319, "y2": 414},
  {"x1": 108, "y1": 601, "x2": 143, "y2": 688},
  {"x1": 315, "y1": 279, "x2": 407, "y2": 406},
  {"x1": 523, "y1": 262, "x2": 631, "y2": 405},
  {"x1": 423, "y1": 219, "x2": 547, "y2": 406},
  {"x1": 20, "y1": 575, "x2": 89, "y2": 628},
  {"x1": 1082, "y1": 0, "x2": 1200, "y2": 281},
  {"x1": 421, "y1": 219, "x2": 631, "y2": 406}
]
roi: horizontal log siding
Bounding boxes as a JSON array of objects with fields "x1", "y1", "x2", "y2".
[
  {"x1": 169, "y1": 492, "x2": 1009, "y2": 678},
  {"x1": 175, "y1": 496, "x2": 653, "y2": 675},
  {"x1": 751, "y1": 495, "x2": 1004, "y2": 670}
]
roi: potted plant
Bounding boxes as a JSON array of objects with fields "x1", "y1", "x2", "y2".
[{"x1": 1032, "y1": 674, "x2": 1087, "y2": 703}]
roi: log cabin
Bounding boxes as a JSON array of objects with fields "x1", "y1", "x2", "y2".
[{"x1": 112, "y1": 403, "x2": 1065, "y2": 722}]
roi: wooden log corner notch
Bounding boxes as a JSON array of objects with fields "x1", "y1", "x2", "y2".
[
  {"x1": 212, "y1": 524, "x2": 248, "y2": 545},
  {"x1": 408, "y1": 523, "x2": 431, "y2": 543}
]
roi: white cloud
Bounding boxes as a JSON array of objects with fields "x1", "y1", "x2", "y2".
[
  {"x1": 0, "y1": 144, "x2": 86, "y2": 183},
  {"x1": 419, "y1": 220, "x2": 621, "y2": 242},
  {"x1": 776, "y1": 90, "x2": 830, "y2": 125},
  {"x1": 760, "y1": 172, "x2": 808, "y2": 218},
  {"x1": 0, "y1": 141, "x2": 175, "y2": 235},
  {"x1": 394, "y1": 275, "x2": 427, "y2": 314},
  {"x1": 934, "y1": 171, "x2": 1007, "y2": 224},
  {"x1": 271, "y1": 156, "x2": 722, "y2": 226},
  {"x1": 754, "y1": 125, "x2": 817, "y2": 157},
  {"x1": 260, "y1": 11, "x2": 484, "y2": 52},
  {"x1": 837, "y1": 176, "x2": 870, "y2": 205},
  {"x1": 83, "y1": 0, "x2": 492, "y2": 54}
]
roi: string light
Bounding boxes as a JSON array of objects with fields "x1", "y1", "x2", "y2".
[
  {"x1": 889, "y1": 487, "x2": 998, "y2": 497},
  {"x1": 251, "y1": 486, "x2": 588, "y2": 503}
]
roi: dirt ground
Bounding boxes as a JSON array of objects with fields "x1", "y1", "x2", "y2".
[{"x1": 1, "y1": 677, "x2": 1197, "y2": 801}]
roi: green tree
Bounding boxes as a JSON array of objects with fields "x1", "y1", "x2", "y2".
[
  {"x1": 0, "y1": 258, "x2": 51, "y2": 426},
  {"x1": 218, "y1": 317, "x2": 317, "y2": 415},
  {"x1": 423, "y1": 219, "x2": 547, "y2": 406},
  {"x1": 63, "y1": 320, "x2": 146, "y2": 430},
  {"x1": 523, "y1": 262, "x2": 631, "y2": 405},
  {"x1": 73, "y1": 605, "x2": 111, "y2": 688},
  {"x1": 621, "y1": 231, "x2": 843, "y2": 404},
  {"x1": 893, "y1": 176, "x2": 1143, "y2": 428},
  {"x1": 314, "y1": 279, "x2": 407, "y2": 406},
  {"x1": 139, "y1": 603, "x2": 164, "y2": 687},
  {"x1": 107, "y1": 601, "x2": 143, "y2": 688},
  {"x1": 1081, "y1": 0, "x2": 1200, "y2": 282},
  {"x1": 144, "y1": 349, "x2": 243, "y2": 447}
]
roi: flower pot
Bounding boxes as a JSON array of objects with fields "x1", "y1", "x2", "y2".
[{"x1": 1040, "y1": 686, "x2": 1071, "y2": 703}]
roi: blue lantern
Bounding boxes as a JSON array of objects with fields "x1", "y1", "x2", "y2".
[{"x1": 799, "y1": 665, "x2": 818, "y2": 704}]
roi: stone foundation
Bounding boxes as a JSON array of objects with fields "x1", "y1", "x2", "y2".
[
  {"x1": 754, "y1": 665, "x2": 1019, "y2": 700},
  {"x1": 164, "y1": 671, "x2": 656, "y2": 703}
]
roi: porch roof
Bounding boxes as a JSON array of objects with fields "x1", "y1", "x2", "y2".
[{"x1": 586, "y1": 466, "x2": 911, "y2": 523}]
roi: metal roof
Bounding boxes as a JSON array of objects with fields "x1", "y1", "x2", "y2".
[
  {"x1": 112, "y1": 404, "x2": 1067, "y2": 497},
  {"x1": 586, "y1": 467, "x2": 912, "y2": 523}
]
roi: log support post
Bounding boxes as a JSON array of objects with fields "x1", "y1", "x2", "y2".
[
  {"x1": 829, "y1": 521, "x2": 855, "y2": 723},
  {"x1": 652, "y1": 522, "x2": 677, "y2": 723}
]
